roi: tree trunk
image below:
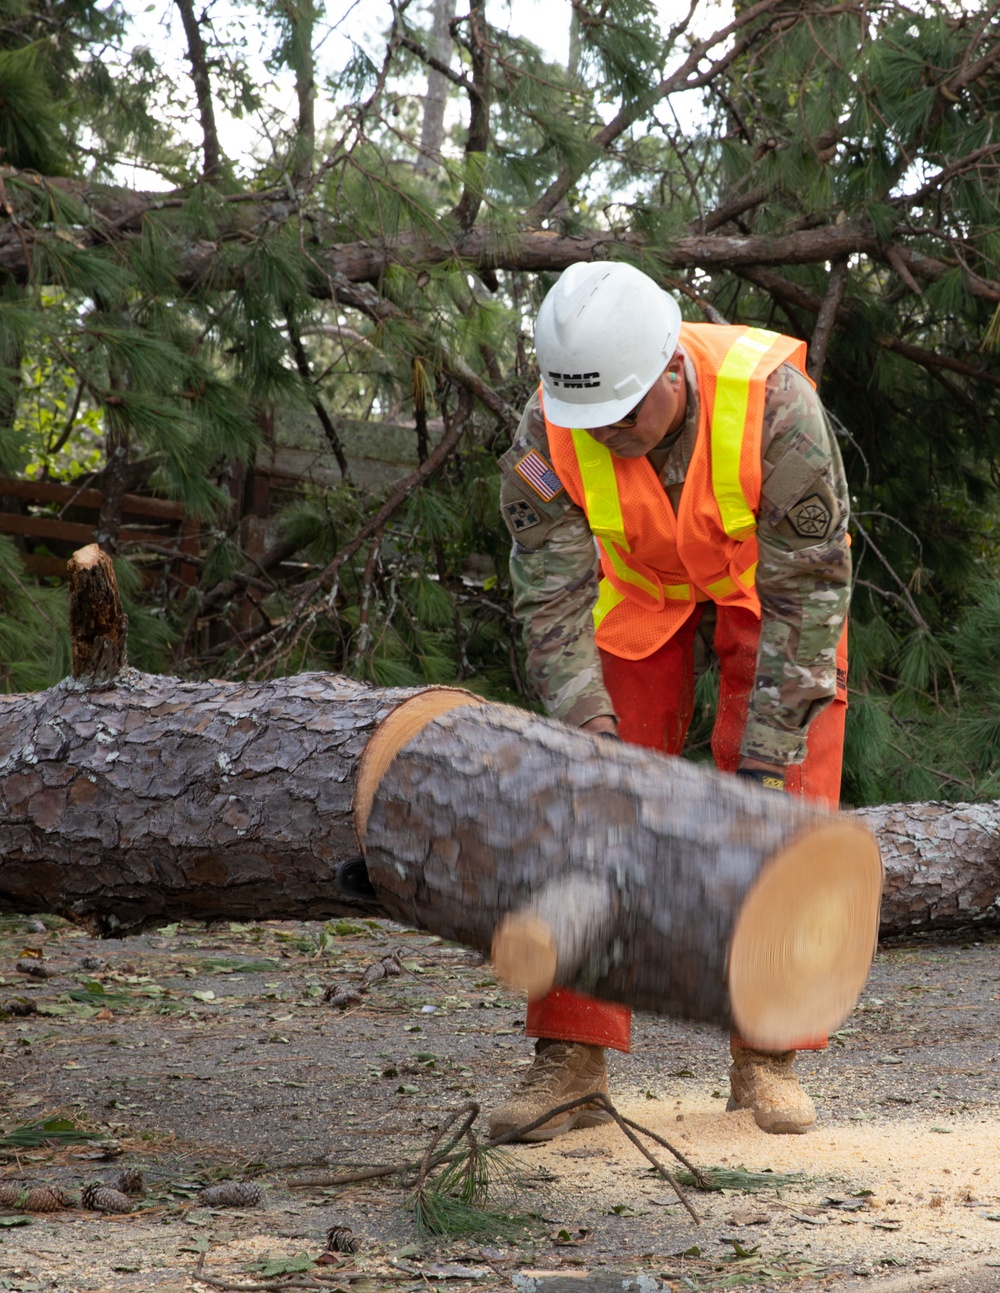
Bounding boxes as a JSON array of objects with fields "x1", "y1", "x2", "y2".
[
  {"x1": 356, "y1": 690, "x2": 881, "y2": 1050},
  {"x1": 0, "y1": 665, "x2": 883, "y2": 1049},
  {"x1": 0, "y1": 668, "x2": 406, "y2": 936},
  {"x1": 415, "y1": 0, "x2": 457, "y2": 176},
  {"x1": 0, "y1": 556, "x2": 981, "y2": 1042},
  {"x1": 286, "y1": 0, "x2": 316, "y2": 186},
  {"x1": 3, "y1": 661, "x2": 991, "y2": 938},
  {"x1": 174, "y1": 0, "x2": 222, "y2": 182}
]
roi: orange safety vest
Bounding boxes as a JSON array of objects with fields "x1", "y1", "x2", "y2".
[{"x1": 545, "y1": 323, "x2": 812, "y2": 660}]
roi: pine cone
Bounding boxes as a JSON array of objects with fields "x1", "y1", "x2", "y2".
[
  {"x1": 0, "y1": 1183, "x2": 25, "y2": 1208},
  {"x1": 0, "y1": 998, "x2": 37, "y2": 1016},
  {"x1": 21, "y1": 1185, "x2": 69, "y2": 1212},
  {"x1": 81, "y1": 1182, "x2": 134, "y2": 1213},
  {"x1": 322, "y1": 986, "x2": 363, "y2": 1009},
  {"x1": 199, "y1": 1181, "x2": 262, "y2": 1207},
  {"x1": 325, "y1": 1224, "x2": 359, "y2": 1253},
  {"x1": 360, "y1": 952, "x2": 402, "y2": 986},
  {"x1": 114, "y1": 1169, "x2": 146, "y2": 1195},
  {"x1": 15, "y1": 961, "x2": 52, "y2": 979}
]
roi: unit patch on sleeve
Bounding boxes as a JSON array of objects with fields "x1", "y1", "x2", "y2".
[
  {"x1": 504, "y1": 499, "x2": 541, "y2": 532},
  {"x1": 513, "y1": 449, "x2": 564, "y2": 502},
  {"x1": 786, "y1": 493, "x2": 832, "y2": 540}
]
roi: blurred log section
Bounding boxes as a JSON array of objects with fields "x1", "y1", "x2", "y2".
[{"x1": 354, "y1": 690, "x2": 882, "y2": 1050}]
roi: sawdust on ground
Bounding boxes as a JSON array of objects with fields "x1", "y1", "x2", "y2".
[{"x1": 0, "y1": 916, "x2": 999, "y2": 1291}]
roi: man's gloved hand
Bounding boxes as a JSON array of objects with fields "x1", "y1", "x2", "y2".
[{"x1": 736, "y1": 767, "x2": 786, "y2": 792}]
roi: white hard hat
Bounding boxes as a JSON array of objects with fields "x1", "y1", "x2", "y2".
[{"x1": 534, "y1": 263, "x2": 683, "y2": 428}]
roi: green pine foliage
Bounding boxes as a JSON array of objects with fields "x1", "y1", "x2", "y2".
[
  {"x1": 411, "y1": 1143, "x2": 530, "y2": 1239},
  {"x1": 0, "y1": 0, "x2": 998, "y2": 812},
  {"x1": 0, "y1": 536, "x2": 70, "y2": 692}
]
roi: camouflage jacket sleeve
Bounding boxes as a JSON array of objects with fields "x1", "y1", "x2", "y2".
[
  {"x1": 498, "y1": 391, "x2": 617, "y2": 728},
  {"x1": 746, "y1": 364, "x2": 852, "y2": 765}
]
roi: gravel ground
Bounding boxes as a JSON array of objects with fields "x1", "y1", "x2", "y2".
[{"x1": 1, "y1": 913, "x2": 999, "y2": 1292}]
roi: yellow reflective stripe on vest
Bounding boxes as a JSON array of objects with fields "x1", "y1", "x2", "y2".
[
  {"x1": 570, "y1": 427, "x2": 663, "y2": 605},
  {"x1": 712, "y1": 328, "x2": 775, "y2": 540},
  {"x1": 601, "y1": 533, "x2": 664, "y2": 603},
  {"x1": 570, "y1": 428, "x2": 628, "y2": 547},
  {"x1": 592, "y1": 574, "x2": 691, "y2": 632},
  {"x1": 704, "y1": 573, "x2": 737, "y2": 599},
  {"x1": 593, "y1": 577, "x2": 626, "y2": 630},
  {"x1": 703, "y1": 562, "x2": 757, "y2": 600}
]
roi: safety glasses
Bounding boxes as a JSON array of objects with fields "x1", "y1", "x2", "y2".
[{"x1": 610, "y1": 391, "x2": 648, "y2": 429}]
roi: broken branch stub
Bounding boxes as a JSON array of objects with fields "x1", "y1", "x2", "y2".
[{"x1": 68, "y1": 544, "x2": 128, "y2": 682}]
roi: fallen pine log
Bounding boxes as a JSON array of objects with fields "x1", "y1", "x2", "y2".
[
  {"x1": 856, "y1": 799, "x2": 1000, "y2": 938},
  {"x1": 0, "y1": 654, "x2": 981, "y2": 949},
  {"x1": 0, "y1": 662, "x2": 883, "y2": 1050},
  {"x1": 0, "y1": 549, "x2": 888, "y2": 1052},
  {"x1": 14, "y1": 548, "x2": 999, "y2": 1043}
]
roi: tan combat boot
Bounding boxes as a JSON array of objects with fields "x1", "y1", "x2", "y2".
[
  {"x1": 487, "y1": 1039, "x2": 613, "y2": 1142},
  {"x1": 727, "y1": 1044, "x2": 816, "y2": 1134}
]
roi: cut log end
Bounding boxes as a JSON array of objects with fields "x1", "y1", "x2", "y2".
[
  {"x1": 353, "y1": 687, "x2": 486, "y2": 844},
  {"x1": 489, "y1": 873, "x2": 618, "y2": 1003},
  {"x1": 728, "y1": 820, "x2": 884, "y2": 1051},
  {"x1": 492, "y1": 912, "x2": 558, "y2": 1001}
]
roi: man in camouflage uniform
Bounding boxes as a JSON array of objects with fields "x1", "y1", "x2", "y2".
[{"x1": 489, "y1": 262, "x2": 851, "y2": 1140}]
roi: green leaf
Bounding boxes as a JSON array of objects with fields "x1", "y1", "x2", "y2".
[
  {"x1": 0, "y1": 1116, "x2": 98, "y2": 1148},
  {"x1": 251, "y1": 1254, "x2": 317, "y2": 1277}
]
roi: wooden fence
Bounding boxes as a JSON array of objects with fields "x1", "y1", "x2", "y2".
[{"x1": 0, "y1": 475, "x2": 200, "y2": 586}]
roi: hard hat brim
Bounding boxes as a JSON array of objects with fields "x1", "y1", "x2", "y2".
[{"x1": 540, "y1": 385, "x2": 656, "y2": 430}]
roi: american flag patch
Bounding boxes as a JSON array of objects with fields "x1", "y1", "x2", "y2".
[{"x1": 514, "y1": 449, "x2": 564, "y2": 502}]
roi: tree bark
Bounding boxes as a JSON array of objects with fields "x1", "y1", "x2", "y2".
[
  {"x1": 0, "y1": 669, "x2": 407, "y2": 936},
  {"x1": 855, "y1": 799, "x2": 1000, "y2": 939},
  {"x1": 450, "y1": 0, "x2": 490, "y2": 230},
  {"x1": 806, "y1": 259, "x2": 848, "y2": 384},
  {"x1": 283, "y1": 0, "x2": 316, "y2": 185},
  {"x1": 1, "y1": 667, "x2": 995, "y2": 938},
  {"x1": 4, "y1": 652, "x2": 1000, "y2": 1024},
  {"x1": 357, "y1": 693, "x2": 880, "y2": 1048},
  {"x1": 94, "y1": 419, "x2": 129, "y2": 557}
]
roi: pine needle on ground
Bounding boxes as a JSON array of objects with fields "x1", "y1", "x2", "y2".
[{"x1": 675, "y1": 1164, "x2": 809, "y2": 1193}]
